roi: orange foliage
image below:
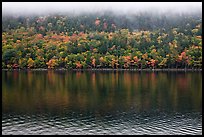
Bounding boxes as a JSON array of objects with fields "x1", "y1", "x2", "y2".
[
  {"x1": 92, "y1": 58, "x2": 96, "y2": 68},
  {"x1": 46, "y1": 59, "x2": 58, "y2": 69},
  {"x1": 93, "y1": 48, "x2": 98, "y2": 53},
  {"x1": 196, "y1": 36, "x2": 202, "y2": 39},
  {"x1": 16, "y1": 40, "x2": 21, "y2": 43},
  {"x1": 99, "y1": 57, "x2": 104, "y2": 63},
  {"x1": 123, "y1": 56, "x2": 131, "y2": 62},
  {"x1": 181, "y1": 52, "x2": 186, "y2": 58},
  {"x1": 177, "y1": 51, "x2": 188, "y2": 62},
  {"x1": 76, "y1": 61, "x2": 82, "y2": 69},
  {"x1": 51, "y1": 35, "x2": 60, "y2": 40},
  {"x1": 177, "y1": 55, "x2": 182, "y2": 62},
  {"x1": 111, "y1": 59, "x2": 119, "y2": 69},
  {"x1": 70, "y1": 34, "x2": 78, "y2": 42},
  {"x1": 63, "y1": 36, "x2": 69, "y2": 42},
  {"x1": 108, "y1": 33, "x2": 113, "y2": 40},
  {"x1": 142, "y1": 53, "x2": 148, "y2": 60},
  {"x1": 36, "y1": 34, "x2": 43, "y2": 39},
  {"x1": 150, "y1": 59, "x2": 156, "y2": 67},
  {"x1": 133, "y1": 56, "x2": 139, "y2": 63},
  {"x1": 123, "y1": 56, "x2": 131, "y2": 68}
]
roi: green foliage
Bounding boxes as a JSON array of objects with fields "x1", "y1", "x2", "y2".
[
  {"x1": 2, "y1": 49, "x2": 18, "y2": 64},
  {"x1": 2, "y1": 13, "x2": 202, "y2": 69}
]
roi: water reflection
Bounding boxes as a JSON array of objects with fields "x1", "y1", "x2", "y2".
[
  {"x1": 2, "y1": 71, "x2": 202, "y2": 114},
  {"x1": 2, "y1": 70, "x2": 202, "y2": 135}
]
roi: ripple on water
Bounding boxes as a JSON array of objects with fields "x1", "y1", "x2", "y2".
[{"x1": 2, "y1": 111, "x2": 202, "y2": 135}]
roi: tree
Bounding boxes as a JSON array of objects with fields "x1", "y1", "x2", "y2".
[
  {"x1": 2, "y1": 49, "x2": 18, "y2": 65},
  {"x1": 27, "y1": 58, "x2": 35, "y2": 68},
  {"x1": 46, "y1": 59, "x2": 58, "y2": 69}
]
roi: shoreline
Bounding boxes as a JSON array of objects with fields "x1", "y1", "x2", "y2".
[{"x1": 2, "y1": 68, "x2": 202, "y2": 72}]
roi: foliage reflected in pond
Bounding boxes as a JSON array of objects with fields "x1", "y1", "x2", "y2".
[{"x1": 2, "y1": 71, "x2": 202, "y2": 115}]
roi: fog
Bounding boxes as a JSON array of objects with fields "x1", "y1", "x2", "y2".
[{"x1": 2, "y1": 2, "x2": 202, "y2": 16}]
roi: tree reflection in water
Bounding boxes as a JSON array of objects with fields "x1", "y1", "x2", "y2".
[{"x1": 2, "y1": 70, "x2": 202, "y2": 115}]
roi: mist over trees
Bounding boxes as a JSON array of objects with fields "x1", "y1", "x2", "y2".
[
  {"x1": 2, "y1": 4, "x2": 202, "y2": 69},
  {"x1": 2, "y1": 11, "x2": 202, "y2": 34}
]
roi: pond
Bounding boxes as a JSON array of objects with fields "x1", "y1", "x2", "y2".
[{"x1": 2, "y1": 70, "x2": 202, "y2": 135}]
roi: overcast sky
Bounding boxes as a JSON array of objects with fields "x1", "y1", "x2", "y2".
[{"x1": 2, "y1": 2, "x2": 202, "y2": 16}]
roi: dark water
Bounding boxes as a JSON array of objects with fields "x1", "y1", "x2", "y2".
[{"x1": 2, "y1": 70, "x2": 202, "y2": 135}]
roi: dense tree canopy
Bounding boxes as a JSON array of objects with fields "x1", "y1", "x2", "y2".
[{"x1": 2, "y1": 12, "x2": 202, "y2": 69}]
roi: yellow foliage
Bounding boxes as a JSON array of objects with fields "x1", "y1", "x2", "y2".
[
  {"x1": 142, "y1": 53, "x2": 148, "y2": 60},
  {"x1": 27, "y1": 58, "x2": 34, "y2": 68}
]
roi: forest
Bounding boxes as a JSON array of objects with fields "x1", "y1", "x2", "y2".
[{"x1": 2, "y1": 11, "x2": 202, "y2": 69}]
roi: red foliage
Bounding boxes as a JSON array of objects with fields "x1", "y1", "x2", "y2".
[
  {"x1": 150, "y1": 59, "x2": 156, "y2": 67},
  {"x1": 181, "y1": 52, "x2": 186, "y2": 58},
  {"x1": 12, "y1": 63, "x2": 19, "y2": 69}
]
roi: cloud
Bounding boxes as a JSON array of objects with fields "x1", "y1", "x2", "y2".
[{"x1": 2, "y1": 2, "x2": 202, "y2": 16}]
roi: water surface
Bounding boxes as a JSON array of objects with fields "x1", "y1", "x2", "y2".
[{"x1": 2, "y1": 70, "x2": 202, "y2": 135}]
